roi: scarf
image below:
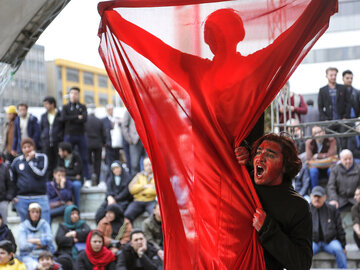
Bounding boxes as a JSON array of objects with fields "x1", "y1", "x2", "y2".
[
  {"x1": 63, "y1": 205, "x2": 85, "y2": 230},
  {"x1": 85, "y1": 231, "x2": 116, "y2": 270}
]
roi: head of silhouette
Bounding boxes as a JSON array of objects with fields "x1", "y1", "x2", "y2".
[{"x1": 204, "y1": 9, "x2": 245, "y2": 56}]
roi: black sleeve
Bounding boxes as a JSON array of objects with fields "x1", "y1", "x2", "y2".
[
  {"x1": 55, "y1": 224, "x2": 74, "y2": 248},
  {"x1": 116, "y1": 251, "x2": 128, "y2": 270},
  {"x1": 5, "y1": 167, "x2": 15, "y2": 201},
  {"x1": 75, "y1": 251, "x2": 89, "y2": 270},
  {"x1": 61, "y1": 106, "x2": 78, "y2": 121},
  {"x1": 318, "y1": 89, "x2": 326, "y2": 121},
  {"x1": 335, "y1": 209, "x2": 346, "y2": 248},
  {"x1": 76, "y1": 223, "x2": 91, "y2": 242},
  {"x1": 258, "y1": 208, "x2": 312, "y2": 270},
  {"x1": 66, "y1": 154, "x2": 83, "y2": 177}
]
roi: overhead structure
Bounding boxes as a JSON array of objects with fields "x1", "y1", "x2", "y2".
[{"x1": 0, "y1": 0, "x2": 71, "y2": 90}]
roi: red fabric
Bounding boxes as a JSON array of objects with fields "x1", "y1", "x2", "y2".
[
  {"x1": 98, "y1": 1, "x2": 337, "y2": 269},
  {"x1": 85, "y1": 230, "x2": 116, "y2": 270}
]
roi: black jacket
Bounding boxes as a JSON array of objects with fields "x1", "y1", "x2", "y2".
[
  {"x1": 58, "y1": 152, "x2": 83, "y2": 182},
  {"x1": 55, "y1": 223, "x2": 91, "y2": 258},
  {"x1": 106, "y1": 169, "x2": 132, "y2": 203},
  {"x1": 76, "y1": 250, "x2": 116, "y2": 270},
  {"x1": 255, "y1": 181, "x2": 312, "y2": 270},
  {"x1": 40, "y1": 110, "x2": 64, "y2": 147},
  {"x1": 0, "y1": 163, "x2": 14, "y2": 201},
  {"x1": 310, "y1": 202, "x2": 346, "y2": 248},
  {"x1": 85, "y1": 114, "x2": 106, "y2": 149},
  {"x1": 0, "y1": 225, "x2": 17, "y2": 253},
  {"x1": 347, "y1": 136, "x2": 360, "y2": 159},
  {"x1": 116, "y1": 243, "x2": 161, "y2": 270},
  {"x1": 61, "y1": 102, "x2": 87, "y2": 135},
  {"x1": 102, "y1": 116, "x2": 113, "y2": 147},
  {"x1": 318, "y1": 84, "x2": 350, "y2": 121},
  {"x1": 347, "y1": 86, "x2": 360, "y2": 117}
]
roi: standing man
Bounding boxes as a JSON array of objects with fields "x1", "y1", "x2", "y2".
[
  {"x1": 310, "y1": 186, "x2": 348, "y2": 269},
  {"x1": 61, "y1": 87, "x2": 90, "y2": 181},
  {"x1": 12, "y1": 103, "x2": 40, "y2": 155},
  {"x1": 121, "y1": 110, "x2": 146, "y2": 176},
  {"x1": 249, "y1": 133, "x2": 313, "y2": 270},
  {"x1": 342, "y1": 70, "x2": 359, "y2": 119},
  {"x1": 103, "y1": 104, "x2": 121, "y2": 167},
  {"x1": 85, "y1": 104, "x2": 106, "y2": 186},
  {"x1": 40, "y1": 96, "x2": 63, "y2": 180},
  {"x1": 2, "y1": 105, "x2": 17, "y2": 163},
  {"x1": 11, "y1": 138, "x2": 50, "y2": 224},
  {"x1": 318, "y1": 67, "x2": 350, "y2": 122}
]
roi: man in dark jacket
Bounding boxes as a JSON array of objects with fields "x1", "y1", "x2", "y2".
[
  {"x1": 11, "y1": 103, "x2": 40, "y2": 154},
  {"x1": 0, "y1": 154, "x2": 14, "y2": 224},
  {"x1": 58, "y1": 142, "x2": 83, "y2": 207},
  {"x1": 342, "y1": 70, "x2": 359, "y2": 118},
  {"x1": 143, "y1": 202, "x2": 163, "y2": 258},
  {"x1": 85, "y1": 105, "x2": 106, "y2": 186},
  {"x1": 11, "y1": 138, "x2": 50, "y2": 224},
  {"x1": 327, "y1": 149, "x2": 360, "y2": 211},
  {"x1": 310, "y1": 186, "x2": 347, "y2": 268},
  {"x1": 249, "y1": 133, "x2": 312, "y2": 270},
  {"x1": 116, "y1": 229, "x2": 162, "y2": 270},
  {"x1": 61, "y1": 87, "x2": 90, "y2": 181},
  {"x1": 41, "y1": 96, "x2": 64, "y2": 180}
]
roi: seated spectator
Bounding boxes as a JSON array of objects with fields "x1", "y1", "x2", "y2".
[
  {"x1": 347, "y1": 122, "x2": 360, "y2": 164},
  {"x1": 0, "y1": 240, "x2": 26, "y2": 269},
  {"x1": 293, "y1": 164, "x2": 310, "y2": 203},
  {"x1": 310, "y1": 186, "x2": 347, "y2": 269},
  {"x1": 35, "y1": 251, "x2": 62, "y2": 270},
  {"x1": 18, "y1": 203, "x2": 55, "y2": 270},
  {"x1": 143, "y1": 202, "x2": 163, "y2": 257},
  {"x1": 125, "y1": 158, "x2": 157, "y2": 223},
  {"x1": 352, "y1": 187, "x2": 360, "y2": 249},
  {"x1": 47, "y1": 167, "x2": 73, "y2": 219},
  {"x1": 11, "y1": 138, "x2": 50, "y2": 224},
  {"x1": 55, "y1": 205, "x2": 91, "y2": 261},
  {"x1": 286, "y1": 118, "x2": 305, "y2": 155},
  {"x1": 95, "y1": 161, "x2": 132, "y2": 222},
  {"x1": 327, "y1": 149, "x2": 360, "y2": 211},
  {"x1": 0, "y1": 213, "x2": 16, "y2": 253},
  {"x1": 305, "y1": 125, "x2": 337, "y2": 188},
  {"x1": 116, "y1": 229, "x2": 162, "y2": 270},
  {"x1": 97, "y1": 204, "x2": 132, "y2": 247},
  {"x1": 76, "y1": 230, "x2": 116, "y2": 270},
  {"x1": 0, "y1": 153, "x2": 14, "y2": 224},
  {"x1": 58, "y1": 142, "x2": 83, "y2": 207}
]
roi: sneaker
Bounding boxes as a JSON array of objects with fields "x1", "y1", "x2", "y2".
[
  {"x1": 98, "y1": 181, "x2": 107, "y2": 190},
  {"x1": 84, "y1": 180, "x2": 92, "y2": 188}
]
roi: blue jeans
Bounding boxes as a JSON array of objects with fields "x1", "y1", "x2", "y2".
[
  {"x1": 15, "y1": 195, "x2": 51, "y2": 224},
  {"x1": 313, "y1": 240, "x2": 348, "y2": 268},
  {"x1": 124, "y1": 200, "x2": 156, "y2": 222},
  {"x1": 50, "y1": 204, "x2": 67, "y2": 219},
  {"x1": 64, "y1": 134, "x2": 90, "y2": 179},
  {"x1": 72, "y1": 180, "x2": 82, "y2": 207},
  {"x1": 309, "y1": 167, "x2": 331, "y2": 188}
]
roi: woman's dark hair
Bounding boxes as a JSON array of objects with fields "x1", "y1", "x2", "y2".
[
  {"x1": 251, "y1": 133, "x2": 302, "y2": 182},
  {"x1": 91, "y1": 230, "x2": 104, "y2": 240}
]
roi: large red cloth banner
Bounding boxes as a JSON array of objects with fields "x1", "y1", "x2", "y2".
[{"x1": 98, "y1": 1, "x2": 337, "y2": 269}]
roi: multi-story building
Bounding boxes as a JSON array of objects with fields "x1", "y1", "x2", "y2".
[
  {"x1": 46, "y1": 59, "x2": 122, "y2": 107},
  {"x1": 1, "y1": 44, "x2": 47, "y2": 107}
]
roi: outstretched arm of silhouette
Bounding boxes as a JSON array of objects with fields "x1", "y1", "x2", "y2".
[{"x1": 103, "y1": 10, "x2": 207, "y2": 92}]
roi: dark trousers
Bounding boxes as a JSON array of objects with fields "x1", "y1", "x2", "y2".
[
  {"x1": 64, "y1": 134, "x2": 90, "y2": 179},
  {"x1": 354, "y1": 231, "x2": 360, "y2": 249},
  {"x1": 124, "y1": 200, "x2": 156, "y2": 222},
  {"x1": 129, "y1": 140, "x2": 146, "y2": 176},
  {"x1": 43, "y1": 143, "x2": 59, "y2": 181},
  {"x1": 88, "y1": 147, "x2": 102, "y2": 185},
  {"x1": 105, "y1": 146, "x2": 121, "y2": 166}
]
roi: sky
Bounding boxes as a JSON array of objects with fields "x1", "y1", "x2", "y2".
[{"x1": 36, "y1": 0, "x2": 105, "y2": 68}]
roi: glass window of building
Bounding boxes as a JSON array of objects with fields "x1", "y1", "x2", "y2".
[
  {"x1": 98, "y1": 93, "x2": 108, "y2": 106},
  {"x1": 66, "y1": 68, "x2": 79, "y2": 82},
  {"x1": 98, "y1": 75, "x2": 108, "y2": 88},
  {"x1": 83, "y1": 72, "x2": 94, "y2": 85},
  {"x1": 84, "y1": 90, "x2": 94, "y2": 104}
]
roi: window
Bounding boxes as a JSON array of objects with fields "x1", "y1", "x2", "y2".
[
  {"x1": 98, "y1": 75, "x2": 108, "y2": 88},
  {"x1": 302, "y1": 46, "x2": 360, "y2": 64},
  {"x1": 66, "y1": 68, "x2": 79, "y2": 82},
  {"x1": 98, "y1": 93, "x2": 108, "y2": 106},
  {"x1": 83, "y1": 72, "x2": 94, "y2": 85},
  {"x1": 84, "y1": 90, "x2": 94, "y2": 104}
]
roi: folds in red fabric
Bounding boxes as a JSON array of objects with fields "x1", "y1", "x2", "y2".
[{"x1": 98, "y1": 1, "x2": 337, "y2": 269}]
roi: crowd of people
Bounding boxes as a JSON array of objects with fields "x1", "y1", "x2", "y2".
[
  {"x1": 278, "y1": 67, "x2": 360, "y2": 268},
  {"x1": 1, "y1": 65, "x2": 360, "y2": 268},
  {"x1": 0, "y1": 86, "x2": 162, "y2": 269}
]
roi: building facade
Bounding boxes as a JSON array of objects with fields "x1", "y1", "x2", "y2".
[
  {"x1": 46, "y1": 59, "x2": 122, "y2": 107},
  {"x1": 1, "y1": 44, "x2": 47, "y2": 107}
]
